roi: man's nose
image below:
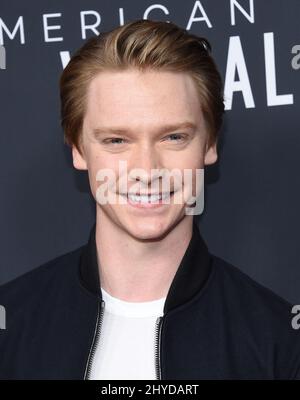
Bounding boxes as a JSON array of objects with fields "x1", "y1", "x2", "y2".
[{"x1": 128, "y1": 144, "x2": 162, "y2": 185}]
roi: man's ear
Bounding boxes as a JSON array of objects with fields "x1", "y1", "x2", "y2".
[
  {"x1": 72, "y1": 144, "x2": 88, "y2": 170},
  {"x1": 204, "y1": 139, "x2": 218, "y2": 166}
]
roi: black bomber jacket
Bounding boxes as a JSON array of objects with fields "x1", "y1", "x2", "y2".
[{"x1": 0, "y1": 221, "x2": 300, "y2": 380}]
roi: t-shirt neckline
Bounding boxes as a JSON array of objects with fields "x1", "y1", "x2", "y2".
[{"x1": 101, "y1": 287, "x2": 166, "y2": 318}]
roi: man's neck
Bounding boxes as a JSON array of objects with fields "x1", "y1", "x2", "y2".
[{"x1": 95, "y1": 212, "x2": 194, "y2": 302}]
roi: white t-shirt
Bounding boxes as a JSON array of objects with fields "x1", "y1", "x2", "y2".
[{"x1": 89, "y1": 287, "x2": 166, "y2": 380}]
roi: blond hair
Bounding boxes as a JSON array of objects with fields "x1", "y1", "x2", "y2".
[{"x1": 60, "y1": 19, "x2": 225, "y2": 155}]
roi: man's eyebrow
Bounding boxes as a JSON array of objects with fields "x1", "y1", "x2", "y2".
[{"x1": 91, "y1": 121, "x2": 197, "y2": 136}]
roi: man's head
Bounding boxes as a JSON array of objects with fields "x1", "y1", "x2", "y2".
[{"x1": 59, "y1": 19, "x2": 225, "y2": 240}]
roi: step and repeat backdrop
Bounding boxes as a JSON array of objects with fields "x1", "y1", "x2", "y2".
[{"x1": 0, "y1": 1, "x2": 299, "y2": 304}]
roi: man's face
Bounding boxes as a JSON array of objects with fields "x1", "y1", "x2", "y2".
[{"x1": 72, "y1": 69, "x2": 217, "y2": 240}]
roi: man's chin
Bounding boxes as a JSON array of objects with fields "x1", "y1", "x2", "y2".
[{"x1": 122, "y1": 221, "x2": 172, "y2": 242}]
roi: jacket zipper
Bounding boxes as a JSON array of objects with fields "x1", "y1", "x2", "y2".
[
  {"x1": 154, "y1": 316, "x2": 164, "y2": 380},
  {"x1": 84, "y1": 300, "x2": 164, "y2": 380},
  {"x1": 84, "y1": 299, "x2": 105, "y2": 380}
]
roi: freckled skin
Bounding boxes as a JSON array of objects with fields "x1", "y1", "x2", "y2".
[{"x1": 72, "y1": 69, "x2": 217, "y2": 241}]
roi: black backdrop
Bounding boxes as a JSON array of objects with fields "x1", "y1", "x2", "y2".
[{"x1": 0, "y1": 0, "x2": 299, "y2": 305}]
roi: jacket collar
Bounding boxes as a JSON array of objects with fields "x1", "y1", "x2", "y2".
[{"x1": 78, "y1": 220, "x2": 212, "y2": 315}]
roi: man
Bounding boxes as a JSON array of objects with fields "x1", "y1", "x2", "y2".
[{"x1": 0, "y1": 19, "x2": 299, "y2": 380}]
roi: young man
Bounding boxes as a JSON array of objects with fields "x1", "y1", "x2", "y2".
[{"x1": 0, "y1": 19, "x2": 299, "y2": 380}]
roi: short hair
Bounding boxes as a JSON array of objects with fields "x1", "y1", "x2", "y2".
[{"x1": 59, "y1": 19, "x2": 225, "y2": 156}]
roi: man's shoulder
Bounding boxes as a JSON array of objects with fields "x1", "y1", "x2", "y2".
[
  {"x1": 207, "y1": 254, "x2": 300, "y2": 379},
  {"x1": 212, "y1": 254, "x2": 293, "y2": 307},
  {"x1": 211, "y1": 254, "x2": 293, "y2": 314},
  {"x1": 0, "y1": 245, "x2": 85, "y2": 307},
  {"x1": 209, "y1": 253, "x2": 300, "y2": 353}
]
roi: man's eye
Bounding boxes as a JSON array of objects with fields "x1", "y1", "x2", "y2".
[
  {"x1": 165, "y1": 133, "x2": 185, "y2": 142},
  {"x1": 103, "y1": 137, "x2": 125, "y2": 145}
]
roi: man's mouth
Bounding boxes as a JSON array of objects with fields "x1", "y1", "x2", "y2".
[{"x1": 119, "y1": 191, "x2": 175, "y2": 204}]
